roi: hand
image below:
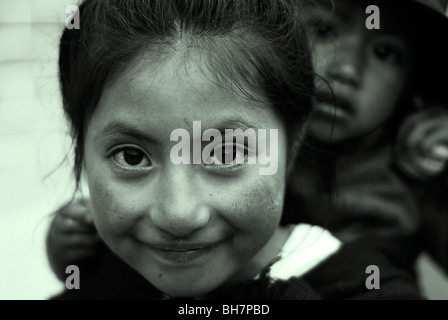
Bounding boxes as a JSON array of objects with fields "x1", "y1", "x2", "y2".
[
  {"x1": 395, "y1": 107, "x2": 448, "y2": 180},
  {"x1": 46, "y1": 197, "x2": 102, "y2": 281}
]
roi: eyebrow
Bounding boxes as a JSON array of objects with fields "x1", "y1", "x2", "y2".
[
  {"x1": 96, "y1": 120, "x2": 158, "y2": 144},
  {"x1": 210, "y1": 117, "x2": 257, "y2": 132},
  {"x1": 95, "y1": 117, "x2": 257, "y2": 142}
]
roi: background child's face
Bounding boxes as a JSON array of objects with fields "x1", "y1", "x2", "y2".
[
  {"x1": 305, "y1": 0, "x2": 412, "y2": 143},
  {"x1": 82, "y1": 53, "x2": 289, "y2": 297}
]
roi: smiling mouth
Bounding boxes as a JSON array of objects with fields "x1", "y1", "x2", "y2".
[
  {"x1": 155, "y1": 243, "x2": 218, "y2": 253},
  {"x1": 151, "y1": 243, "x2": 221, "y2": 265},
  {"x1": 134, "y1": 237, "x2": 228, "y2": 265}
]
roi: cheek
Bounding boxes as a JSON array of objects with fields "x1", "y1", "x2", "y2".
[
  {"x1": 360, "y1": 68, "x2": 406, "y2": 124},
  {"x1": 218, "y1": 168, "x2": 286, "y2": 238},
  {"x1": 311, "y1": 43, "x2": 332, "y2": 77},
  {"x1": 368, "y1": 67, "x2": 406, "y2": 107},
  {"x1": 87, "y1": 176, "x2": 129, "y2": 240},
  {"x1": 216, "y1": 130, "x2": 288, "y2": 233},
  {"x1": 84, "y1": 155, "x2": 140, "y2": 241}
]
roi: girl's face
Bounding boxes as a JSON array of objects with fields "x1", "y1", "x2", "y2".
[
  {"x1": 305, "y1": 0, "x2": 412, "y2": 143},
  {"x1": 83, "y1": 54, "x2": 289, "y2": 297}
]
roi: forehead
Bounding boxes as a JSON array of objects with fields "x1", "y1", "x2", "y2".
[
  {"x1": 105, "y1": 48, "x2": 267, "y2": 108},
  {"x1": 90, "y1": 52, "x2": 282, "y2": 134}
]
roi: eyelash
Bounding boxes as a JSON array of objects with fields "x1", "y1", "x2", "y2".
[
  {"x1": 203, "y1": 143, "x2": 250, "y2": 171},
  {"x1": 108, "y1": 145, "x2": 152, "y2": 172},
  {"x1": 107, "y1": 143, "x2": 251, "y2": 173}
]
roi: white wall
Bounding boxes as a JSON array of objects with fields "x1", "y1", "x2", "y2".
[{"x1": 0, "y1": 0, "x2": 79, "y2": 300}]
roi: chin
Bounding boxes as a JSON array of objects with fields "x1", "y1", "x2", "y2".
[
  {"x1": 310, "y1": 128, "x2": 346, "y2": 144},
  {"x1": 158, "y1": 282, "x2": 216, "y2": 298},
  {"x1": 148, "y1": 274, "x2": 221, "y2": 298}
]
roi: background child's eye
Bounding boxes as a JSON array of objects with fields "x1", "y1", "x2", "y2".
[
  {"x1": 112, "y1": 148, "x2": 152, "y2": 168},
  {"x1": 307, "y1": 17, "x2": 336, "y2": 39},
  {"x1": 313, "y1": 23, "x2": 335, "y2": 38},
  {"x1": 373, "y1": 43, "x2": 402, "y2": 64}
]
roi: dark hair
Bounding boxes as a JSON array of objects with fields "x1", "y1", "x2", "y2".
[{"x1": 59, "y1": 0, "x2": 315, "y2": 187}]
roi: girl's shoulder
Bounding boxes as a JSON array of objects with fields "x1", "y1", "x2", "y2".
[
  {"x1": 302, "y1": 234, "x2": 423, "y2": 300},
  {"x1": 266, "y1": 224, "x2": 342, "y2": 282},
  {"x1": 225, "y1": 226, "x2": 423, "y2": 300},
  {"x1": 261, "y1": 224, "x2": 342, "y2": 300},
  {"x1": 207, "y1": 224, "x2": 341, "y2": 300}
]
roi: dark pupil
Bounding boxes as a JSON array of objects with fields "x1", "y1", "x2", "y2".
[
  {"x1": 317, "y1": 24, "x2": 331, "y2": 35},
  {"x1": 124, "y1": 149, "x2": 144, "y2": 165},
  {"x1": 376, "y1": 45, "x2": 394, "y2": 59},
  {"x1": 310, "y1": 19, "x2": 333, "y2": 37}
]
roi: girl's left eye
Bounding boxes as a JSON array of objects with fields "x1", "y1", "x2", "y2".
[
  {"x1": 204, "y1": 143, "x2": 248, "y2": 168},
  {"x1": 111, "y1": 147, "x2": 152, "y2": 169}
]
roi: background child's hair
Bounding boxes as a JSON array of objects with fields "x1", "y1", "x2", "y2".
[{"x1": 58, "y1": 0, "x2": 315, "y2": 188}]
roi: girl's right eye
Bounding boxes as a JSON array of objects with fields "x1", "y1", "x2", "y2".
[
  {"x1": 308, "y1": 18, "x2": 336, "y2": 39},
  {"x1": 110, "y1": 147, "x2": 152, "y2": 171}
]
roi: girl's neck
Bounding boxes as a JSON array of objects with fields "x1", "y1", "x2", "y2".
[{"x1": 224, "y1": 226, "x2": 292, "y2": 287}]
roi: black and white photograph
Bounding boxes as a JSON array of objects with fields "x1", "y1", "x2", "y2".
[{"x1": 1, "y1": 0, "x2": 448, "y2": 302}]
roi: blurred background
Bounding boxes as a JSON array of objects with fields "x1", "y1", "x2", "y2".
[
  {"x1": 0, "y1": 0, "x2": 447, "y2": 300},
  {"x1": 0, "y1": 0, "x2": 78, "y2": 299}
]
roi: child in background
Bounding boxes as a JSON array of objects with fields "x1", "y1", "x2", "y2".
[{"x1": 284, "y1": 0, "x2": 448, "y2": 297}]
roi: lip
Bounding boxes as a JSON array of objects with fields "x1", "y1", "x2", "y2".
[
  {"x1": 314, "y1": 89, "x2": 354, "y2": 116},
  {"x1": 133, "y1": 237, "x2": 228, "y2": 266}
]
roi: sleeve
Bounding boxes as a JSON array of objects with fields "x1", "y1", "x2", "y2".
[
  {"x1": 265, "y1": 278, "x2": 321, "y2": 300},
  {"x1": 302, "y1": 235, "x2": 424, "y2": 300}
]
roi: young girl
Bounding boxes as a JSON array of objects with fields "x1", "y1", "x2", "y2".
[{"x1": 50, "y1": 0, "x2": 343, "y2": 299}]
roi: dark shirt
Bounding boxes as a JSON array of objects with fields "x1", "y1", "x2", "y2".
[{"x1": 51, "y1": 235, "x2": 422, "y2": 300}]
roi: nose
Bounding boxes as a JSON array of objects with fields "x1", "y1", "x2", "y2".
[
  {"x1": 317, "y1": 29, "x2": 365, "y2": 87},
  {"x1": 150, "y1": 166, "x2": 210, "y2": 237}
]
